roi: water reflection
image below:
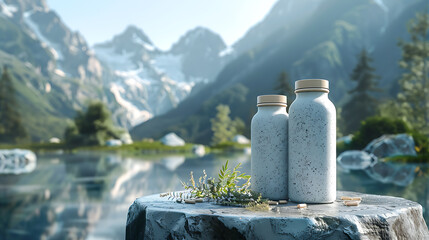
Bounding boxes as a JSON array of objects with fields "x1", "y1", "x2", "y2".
[
  {"x1": 337, "y1": 163, "x2": 429, "y2": 226},
  {"x1": 0, "y1": 149, "x2": 37, "y2": 174},
  {"x1": 0, "y1": 152, "x2": 427, "y2": 240},
  {"x1": 161, "y1": 155, "x2": 186, "y2": 171},
  {"x1": 364, "y1": 162, "x2": 416, "y2": 186},
  {"x1": 0, "y1": 152, "x2": 250, "y2": 239}
]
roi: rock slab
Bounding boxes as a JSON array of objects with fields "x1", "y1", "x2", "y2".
[
  {"x1": 364, "y1": 134, "x2": 417, "y2": 158},
  {"x1": 126, "y1": 191, "x2": 429, "y2": 240},
  {"x1": 160, "y1": 133, "x2": 185, "y2": 147}
]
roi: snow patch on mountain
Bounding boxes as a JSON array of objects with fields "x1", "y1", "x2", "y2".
[
  {"x1": 372, "y1": 0, "x2": 389, "y2": 34},
  {"x1": 152, "y1": 54, "x2": 186, "y2": 82},
  {"x1": 115, "y1": 68, "x2": 152, "y2": 84},
  {"x1": 23, "y1": 10, "x2": 63, "y2": 60},
  {"x1": 219, "y1": 46, "x2": 234, "y2": 57},
  {"x1": 95, "y1": 48, "x2": 195, "y2": 127},
  {"x1": 54, "y1": 68, "x2": 66, "y2": 77},
  {"x1": 93, "y1": 25, "x2": 227, "y2": 128},
  {"x1": 373, "y1": 0, "x2": 388, "y2": 12},
  {"x1": 176, "y1": 81, "x2": 194, "y2": 94},
  {"x1": 110, "y1": 82, "x2": 153, "y2": 127},
  {"x1": 152, "y1": 54, "x2": 210, "y2": 84},
  {"x1": 108, "y1": 68, "x2": 196, "y2": 128},
  {"x1": 132, "y1": 33, "x2": 155, "y2": 51},
  {"x1": 0, "y1": 0, "x2": 17, "y2": 18},
  {"x1": 94, "y1": 46, "x2": 134, "y2": 71}
]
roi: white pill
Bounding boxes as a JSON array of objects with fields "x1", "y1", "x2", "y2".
[
  {"x1": 185, "y1": 199, "x2": 196, "y2": 204},
  {"x1": 297, "y1": 203, "x2": 307, "y2": 209}
]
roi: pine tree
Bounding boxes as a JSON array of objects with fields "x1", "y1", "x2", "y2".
[
  {"x1": 0, "y1": 66, "x2": 28, "y2": 143},
  {"x1": 396, "y1": 12, "x2": 429, "y2": 134},
  {"x1": 342, "y1": 49, "x2": 380, "y2": 134},
  {"x1": 274, "y1": 71, "x2": 294, "y2": 110},
  {"x1": 210, "y1": 104, "x2": 243, "y2": 145}
]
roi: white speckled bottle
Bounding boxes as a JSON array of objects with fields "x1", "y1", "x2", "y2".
[
  {"x1": 288, "y1": 79, "x2": 336, "y2": 203},
  {"x1": 251, "y1": 95, "x2": 288, "y2": 200}
]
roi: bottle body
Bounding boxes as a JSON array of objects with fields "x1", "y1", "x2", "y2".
[
  {"x1": 288, "y1": 92, "x2": 336, "y2": 203},
  {"x1": 251, "y1": 106, "x2": 288, "y2": 200}
]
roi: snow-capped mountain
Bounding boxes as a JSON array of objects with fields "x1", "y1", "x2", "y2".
[
  {"x1": 2, "y1": 0, "x2": 103, "y2": 80},
  {"x1": 0, "y1": 0, "x2": 110, "y2": 121},
  {"x1": 131, "y1": 0, "x2": 427, "y2": 143},
  {"x1": 23, "y1": 9, "x2": 103, "y2": 80},
  {"x1": 0, "y1": 0, "x2": 232, "y2": 138},
  {"x1": 94, "y1": 26, "x2": 229, "y2": 128},
  {"x1": 0, "y1": 0, "x2": 112, "y2": 141}
]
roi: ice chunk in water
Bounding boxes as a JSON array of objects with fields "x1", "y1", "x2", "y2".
[
  {"x1": 364, "y1": 134, "x2": 417, "y2": 159},
  {"x1": 0, "y1": 149, "x2": 37, "y2": 174},
  {"x1": 337, "y1": 150, "x2": 376, "y2": 170}
]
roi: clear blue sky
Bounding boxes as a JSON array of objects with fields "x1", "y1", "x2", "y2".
[{"x1": 47, "y1": 0, "x2": 278, "y2": 50}]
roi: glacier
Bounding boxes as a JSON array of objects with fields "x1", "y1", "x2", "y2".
[
  {"x1": 93, "y1": 25, "x2": 225, "y2": 129},
  {"x1": 94, "y1": 43, "x2": 197, "y2": 128}
]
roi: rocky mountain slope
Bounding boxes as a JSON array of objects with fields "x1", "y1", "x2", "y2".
[
  {"x1": 93, "y1": 26, "x2": 228, "y2": 128},
  {"x1": 131, "y1": 0, "x2": 427, "y2": 144},
  {"x1": 1, "y1": 0, "x2": 104, "y2": 82},
  {"x1": 0, "y1": 0, "x2": 230, "y2": 140},
  {"x1": 0, "y1": 0, "x2": 110, "y2": 140},
  {"x1": 232, "y1": 0, "x2": 324, "y2": 55},
  {"x1": 2, "y1": 0, "x2": 424, "y2": 142}
]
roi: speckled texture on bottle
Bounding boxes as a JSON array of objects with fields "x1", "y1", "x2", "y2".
[
  {"x1": 288, "y1": 91, "x2": 336, "y2": 203},
  {"x1": 251, "y1": 106, "x2": 288, "y2": 200}
]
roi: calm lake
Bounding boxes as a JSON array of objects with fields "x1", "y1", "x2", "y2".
[{"x1": 0, "y1": 151, "x2": 428, "y2": 239}]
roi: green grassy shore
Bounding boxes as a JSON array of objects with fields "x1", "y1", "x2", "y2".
[
  {"x1": 0, "y1": 140, "x2": 250, "y2": 155},
  {"x1": 1, "y1": 140, "x2": 427, "y2": 163}
]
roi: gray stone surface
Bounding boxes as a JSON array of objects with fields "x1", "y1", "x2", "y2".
[
  {"x1": 126, "y1": 191, "x2": 429, "y2": 240},
  {"x1": 192, "y1": 144, "x2": 206, "y2": 157},
  {"x1": 233, "y1": 134, "x2": 250, "y2": 144},
  {"x1": 160, "y1": 133, "x2": 185, "y2": 147},
  {"x1": 364, "y1": 134, "x2": 417, "y2": 159}
]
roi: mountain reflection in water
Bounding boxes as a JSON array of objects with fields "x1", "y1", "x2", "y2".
[
  {"x1": 0, "y1": 152, "x2": 427, "y2": 240},
  {"x1": 0, "y1": 152, "x2": 248, "y2": 239}
]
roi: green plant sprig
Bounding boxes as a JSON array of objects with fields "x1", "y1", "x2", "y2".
[{"x1": 162, "y1": 160, "x2": 268, "y2": 208}]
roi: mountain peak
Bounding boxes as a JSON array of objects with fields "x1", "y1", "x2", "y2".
[
  {"x1": 94, "y1": 24, "x2": 156, "y2": 54},
  {"x1": 7, "y1": 0, "x2": 48, "y2": 12},
  {"x1": 185, "y1": 26, "x2": 215, "y2": 37},
  {"x1": 121, "y1": 25, "x2": 153, "y2": 46},
  {"x1": 171, "y1": 26, "x2": 226, "y2": 54},
  {"x1": 94, "y1": 25, "x2": 156, "y2": 55},
  {"x1": 178, "y1": 27, "x2": 223, "y2": 44}
]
